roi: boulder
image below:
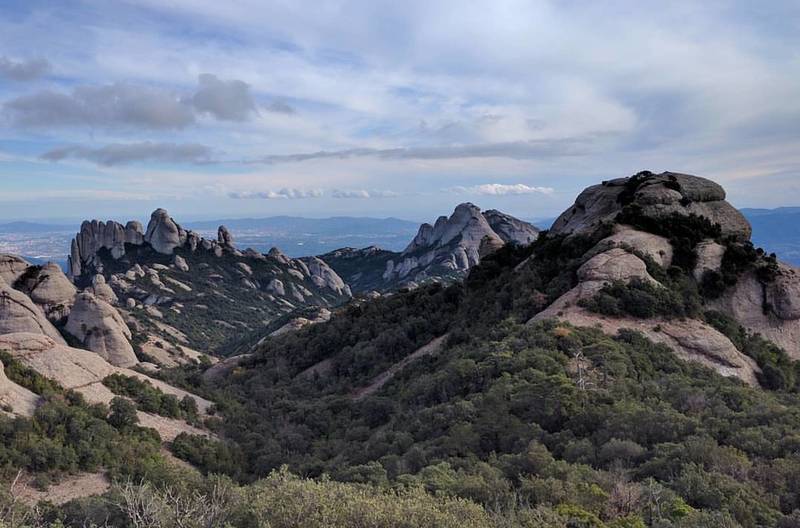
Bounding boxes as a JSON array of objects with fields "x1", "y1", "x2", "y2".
[
  {"x1": 144, "y1": 209, "x2": 184, "y2": 254},
  {"x1": 305, "y1": 257, "x2": 351, "y2": 296},
  {"x1": 601, "y1": 226, "x2": 673, "y2": 268},
  {"x1": 0, "y1": 278, "x2": 67, "y2": 343},
  {"x1": 89, "y1": 274, "x2": 118, "y2": 304},
  {"x1": 173, "y1": 255, "x2": 189, "y2": 272},
  {"x1": 17, "y1": 263, "x2": 77, "y2": 321},
  {"x1": 218, "y1": 225, "x2": 234, "y2": 248},
  {"x1": 577, "y1": 248, "x2": 657, "y2": 284},
  {"x1": 65, "y1": 292, "x2": 137, "y2": 367}
]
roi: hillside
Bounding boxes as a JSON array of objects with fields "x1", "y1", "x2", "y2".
[
  {"x1": 155, "y1": 171, "x2": 800, "y2": 528},
  {"x1": 66, "y1": 209, "x2": 351, "y2": 358},
  {"x1": 4, "y1": 172, "x2": 800, "y2": 527}
]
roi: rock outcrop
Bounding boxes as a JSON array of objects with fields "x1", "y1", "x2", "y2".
[
  {"x1": 16, "y1": 263, "x2": 77, "y2": 322},
  {"x1": 0, "y1": 277, "x2": 67, "y2": 344},
  {"x1": 383, "y1": 203, "x2": 538, "y2": 285},
  {"x1": 483, "y1": 209, "x2": 540, "y2": 245},
  {"x1": 144, "y1": 209, "x2": 185, "y2": 254},
  {"x1": 551, "y1": 171, "x2": 751, "y2": 240},
  {"x1": 0, "y1": 254, "x2": 31, "y2": 285},
  {"x1": 217, "y1": 225, "x2": 234, "y2": 248},
  {"x1": 68, "y1": 219, "x2": 144, "y2": 278},
  {"x1": 65, "y1": 293, "x2": 137, "y2": 367},
  {"x1": 527, "y1": 171, "x2": 778, "y2": 386},
  {"x1": 0, "y1": 358, "x2": 39, "y2": 416}
]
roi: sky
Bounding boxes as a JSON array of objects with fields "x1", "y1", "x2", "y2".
[{"x1": 1, "y1": 1, "x2": 799, "y2": 223}]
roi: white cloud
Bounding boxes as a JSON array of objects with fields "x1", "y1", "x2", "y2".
[
  {"x1": 331, "y1": 189, "x2": 400, "y2": 199},
  {"x1": 227, "y1": 188, "x2": 323, "y2": 199},
  {"x1": 448, "y1": 183, "x2": 555, "y2": 196}
]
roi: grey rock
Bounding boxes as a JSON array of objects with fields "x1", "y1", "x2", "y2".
[
  {"x1": 218, "y1": 225, "x2": 234, "y2": 248},
  {"x1": 173, "y1": 255, "x2": 189, "y2": 272},
  {"x1": 65, "y1": 292, "x2": 137, "y2": 367},
  {"x1": 0, "y1": 277, "x2": 67, "y2": 343},
  {"x1": 0, "y1": 254, "x2": 31, "y2": 287},
  {"x1": 144, "y1": 208, "x2": 184, "y2": 254}
]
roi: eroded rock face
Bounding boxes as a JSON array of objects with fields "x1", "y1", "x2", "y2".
[
  {"x1": 0, "y1": 278, "x2": 67, "y2": 344},
  {"x1": 17, "y1": 263, "x2": 77, "y2": 321},
  {"x1": 144, "y1": 209, "x2": 184, "y2": 254},
  {"x1": 305, "y1": 257, "x2": 351, "y2": 296},
  {"x1": 65, "y1": 292, "x2": 137, "y2": 367},
  {"x1": 483, "y1": 209, "x2": 539, "y2": 245},
  {"x1": 577, "y1": 248, "x2": 656, "y2": 284},
  {"x1": 0, "y1": 358, "x2": 39, "y2": 416},
  {"x1": 68, "y1": 219, "x2": 144, "y2": 278},
  {"x1": 0, "y1": 254, "x2": 30, "y2": 285},
  {"x1": 385, "y1": 203, "x2": 536, "y2": 284},
  {"x1": 551, "y1": 172, "x2": 751, "y2": 240},
  {"x1": 694, "y1": 240, "x2": 726, "y2": 281},
  {"x1": 218, "y1": 225, "x2": 234, "y2": 248}
]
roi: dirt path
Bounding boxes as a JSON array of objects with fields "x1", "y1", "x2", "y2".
[
  {"x1": 15, "y1": 472, "x2": 111, "y2": 506},
  {"x1": 352, "y1": 335, "x2": 447, "y2": 401}
]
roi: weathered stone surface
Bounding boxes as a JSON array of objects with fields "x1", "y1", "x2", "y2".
[
  {"x1": 144, "y1": 208, "x2": 184, "y2": 254},
  {"x1": 19, "y1": 263, "x2": 77, "y2": 308},
  {"x1": 89, "y1": 274, "x2": 118, "y2": 304},
  {"x1": 65, "y1": 292, "x2": 137, "y2": 367},
  {"x1": 173, "y1": 255, "x2": 189, "y2": 272},
  {"x1": 577, "y1": 248, "x2": 656, "y2": 284},
  {"x1": 267, "y1": 278, "x2": 285, "y2": 296},
  {"x1": 0, "y1": 254, "x2": 30, "y2": 285},
  {"x1": 483, "y1": 209, "x2": 539, "y2": 245},
  {"x1": 305, "y1": 257, "x2": 351, "y2": 296},
  {"x1": 0, "y1": 278, "x2": 67, "y2": 343},
  {"x1": 385, "y1": 203, "x2": 535, "y2": 284},
  {"x1": 694, "y1": 240, "x2": 726, "y2": 281},
  {"x1": 0, "y1": 358, "x2": 39, "y2": 416},
  {"x1": 551, "y1": 172, "x2": 751, "y2": 240},
  {"x1": 601, "y1": 226, "x2": 673, "y2": 268},
  {"x1": 218, "y1": 225, "x2": 234, "y2": 248}
]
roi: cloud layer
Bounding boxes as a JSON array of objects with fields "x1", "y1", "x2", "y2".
[
  {"x1": 40, "y1": 142, "x2": 212, "y2": 166},
  {"x1": 0, "y1": 56, "x2": 50, "y2": 81}
]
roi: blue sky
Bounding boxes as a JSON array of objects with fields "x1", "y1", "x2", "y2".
[{"x1": 1, "y1": 1, "x2": 799, "y2": 222}]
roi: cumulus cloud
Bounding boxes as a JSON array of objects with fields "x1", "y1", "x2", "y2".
[
  {"x1": 4, "y1": 83, "x2": 195, "y2": 129},
  {"x1": 228, "y1": 188, "x2": 323, "y2": 199},
  {"x1": 39, "y1": 142, "x2": 212, "y2": 166},
  {"x1": 0, "y1": 56, "x2": 50, "y2": 81},
  {"x1": 330, "y1": 189, "x2": 400, "y2": 199},
  {"x1": 448, "y1": 183, "x2": 555, "y2": 196},
  {"x1": 191, "y1": 73, "x2": 256, "y2": 121},
  {"x1": 249, "y1": 138, "x2": 593, "y2": 164}
]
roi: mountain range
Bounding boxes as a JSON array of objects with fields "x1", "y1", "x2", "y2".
[{"x1": 3, "y1": 172, "x2": 800, "y2": 526}]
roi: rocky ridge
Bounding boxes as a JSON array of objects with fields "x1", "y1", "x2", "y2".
[{"x1": 530, "y1": 171, "x2": 800, "y2": 386}]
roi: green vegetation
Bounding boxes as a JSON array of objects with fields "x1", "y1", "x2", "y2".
[{"x1": 102, "y1": 373, "x2": 200, "y2": 424}]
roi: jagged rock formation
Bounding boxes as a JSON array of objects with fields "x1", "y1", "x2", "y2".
[
  {"x1": 16, "y1": 263, "x2": 77, "y2": 322},
  {"x1": 65, "y1": 209, "x2": 352, "y2": 356},
  {"x1": 483, "y1": 210, "x2": 540, "y2": 245},
  {"x1": 69, "y1": 219, "x2": 144, "y2": 278},
  {"x1": 386, "y1": 203, "x2": 537, "y2": 284},
  {"x1": 527, "y1": 170, "x2": 800, "y2": 385},
  {"x1": 65, "y1": 292, "x2": 137, "y2": 367}
]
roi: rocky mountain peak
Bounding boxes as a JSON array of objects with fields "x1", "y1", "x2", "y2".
[{"x1": 551, "y1": 171, "x2": 751, "y2": 240}]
